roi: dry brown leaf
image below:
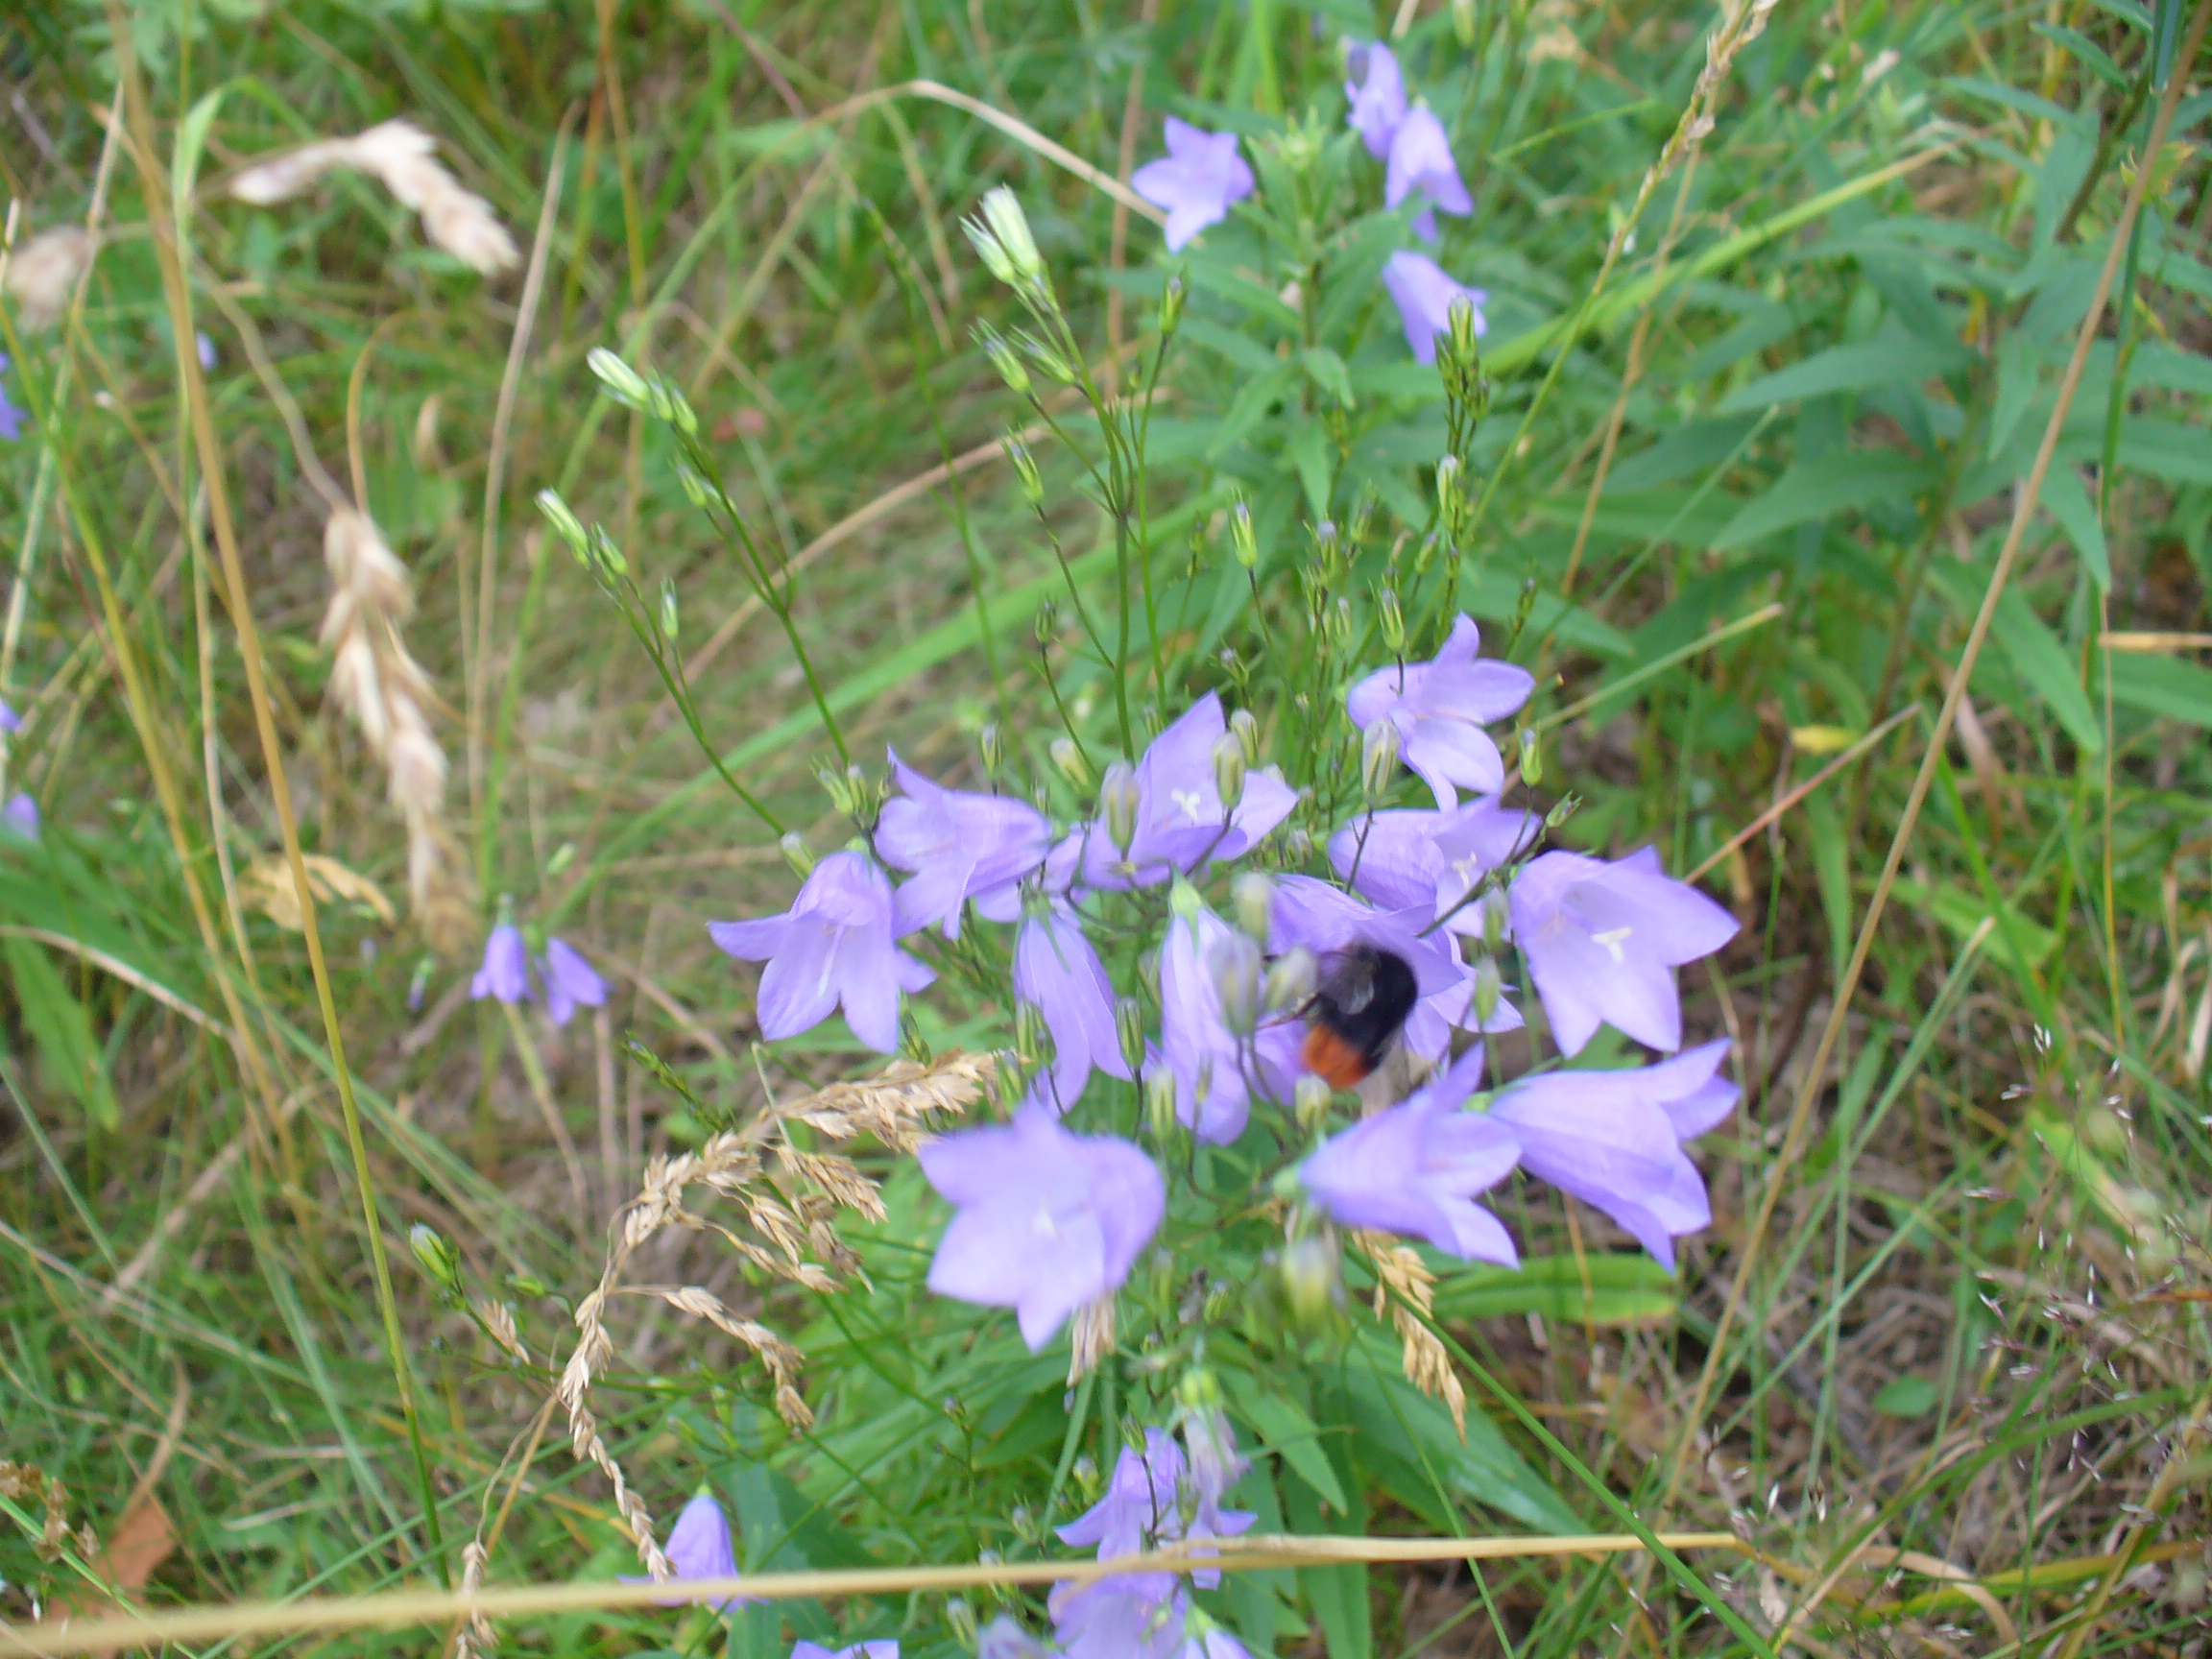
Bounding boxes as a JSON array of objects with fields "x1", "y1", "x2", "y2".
[
  {"x1": 241, "y1": 853, "x2": 396, "y2": 930},
  {"x1": 96, "y1": 1489, "x2": 176, "y2": 1592}
]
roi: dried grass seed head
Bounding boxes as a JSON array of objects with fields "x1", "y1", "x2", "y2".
[{"x1": 5, "y1": 227, "x2": 94, "y2": 330}]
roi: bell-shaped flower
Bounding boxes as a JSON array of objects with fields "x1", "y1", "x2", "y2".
[
  {"x1": 1132, "y1": 119, "x2": 1255, "y2": 252},
  {"x1": 1060, "y1": 1429, "x2": 1184, "y2": 1559},
  {"x1": 709, "y1": 852, "x2": 934, "y2": 1054},
  {"x1": 1016, "y1": 900, "x2": 1132, "y2": 1113},
  {"x1": 1508, "y1": 847, "x2": 1738, "y2": 1055},
  {"x1": 0, "y1": 700, "x2": 20, "y2": 733},
  {"x1": 619, "y1": 1491, "x2": 754, "y2": 1612},
  {"x1": 1343, "y1": 40, "x2": 1407, "y2": 157},
  {"x1": 921, "y1": 1108, "x2": 1165, "y2": 1349},
  {"x1": 877, "y1": 749, "x2": 1050, "y2": 937},
  {"x1": 3, "y1": 792, "x2": 38, "y2": 841},
  {"x1": 540, "y1": 937, "x2": 609, "y2": 1027},
  {"x1": 1149, "y1": 897, "x2": 1265, "y2": 1143},
  {"x1": 1058, "y1": 694, "x2": 1296, "y2": 891},
  {"x1": 1346, "y1": 614, "x2": 1532, "y2": 807},
  {"x1": 1048, "y1": 1574, "x2": 1185, "y2": 1659},
  {"x1": 1382, "y1": 251, "x2": 1487, "y2": 365},
  {"x1": 1384, "y1": 107, "x2": 1472, "y2": 241},
  {"x1": 1300, "y1": 1045, "x2": 1521, "y2": 1263},
  {"x1": 1167, "y1": 1620, "x2": 1255, "y2": 1659},
  {"x1": 470, "y1": 923, "x2": 530, "y2": 1004},
  {"x1": 977, "y1": 1618, "x2": 1051, "y2": 1659},
  {"x1": 1489, "y1": 1039, "x2": 1736, "y2": 1270},
  {"x1": 1329, "y1": 800, "x2": 1536, "y2": 921},
  {"x1": 792, "y1": 1645, "x2": 899, "y2": 1659}
]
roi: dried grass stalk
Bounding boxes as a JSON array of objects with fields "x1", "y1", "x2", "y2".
[
  {"x1": 1360, "y1": 1231, "x2": 1467, "y2": 1437},
  {"x1": 228, "y1": 119, "x2": 519, "y2": 275},
  {"x1": 454, "y1": 1539, "x2": 493, "y2": 1659},
  {"x1": 318, "y1": 509, "x2": 473, "y2": 949},
  {"x1": 3, "y1": 227, "x2": 94, "y2": 330},
  {"x1": 554, "y1": 1054, "x2": 994, "y2": 1575}
]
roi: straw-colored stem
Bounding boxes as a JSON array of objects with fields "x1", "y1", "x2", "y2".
[{"x1": 105, "y1": 0, "x2": 447, "y2": 1580}]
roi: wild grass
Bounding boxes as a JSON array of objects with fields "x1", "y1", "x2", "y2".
[{"x1": 2, "y1": 1, "x2": 2210, "y2": 1656}]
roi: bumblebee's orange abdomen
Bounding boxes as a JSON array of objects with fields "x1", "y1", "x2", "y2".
[{"x1": 1301, "y1": 1025, "x2": 1372, "y2": 1090}]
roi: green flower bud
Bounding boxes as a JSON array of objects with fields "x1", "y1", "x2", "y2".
[
  {"x1": 535, "y1": 489, "x2": 588, "y2": 555},
  {"x1": 979, "y1": 325, "x2": 1031, "y2": 397},
  {"x1": 409, "y1": 1224, "x2": 463, "y2": 1297},
  {"x1": 1159, "y1": 275, "x2": 1186, "y2": 337},
  {"x1": 1034, "y1": 598, "x2": 1060, "y2": 645},
  {"x1": 1116, "y1": 997, "x2": 1146, "y2": 1075},
  {"x1": 1361, "y1": 719, "x2": 1401, "y2": 797},
  {"x1": 1208, "y1": 931, "x2": 1262, "y2": 1037},
  {"x1": 965, "y1": 185, "x2": 1046, "y2": 289},
  {"x1": 1099, "y1": 760, "x2": 1140, "y2": 855},
  {"x1": 1231, "y1": 871, "x2": 1275, "y2": 941},
  {"x1": 1229, "y1": 708, "x2": 1261, "y2": 766},
  {"x1": 1266, "y1": 946, "x2": 1317, "y2": 1014},
  {"x1": 817, "y1": 764, "x2": 857, "y2": 815},
  {"x1": 1470, "y1": 953, "x2": 1502, "y2": 1028},
  {"x1": 586, "y1": 523, "x2": 627, "y2": 577},
  {"x1": 1145, "y1": 1065, "x2": 1180, "y2": 1140},
  {"x1": 1546, "y1": 791, "x2": 1582, "y2": 830},
  {"x1": 1294, "y1": 1073, "x2": 1333, "y2": 1132},
  {"x1": 586, "y1": 347, "x2": 653, "y2": 409},
  {"x1": 658, "y1": 577, "x2": 680, "y2": 640},
  {"x1": 674, "y1": 460, "x2": 715, "y2": 510},
  {"x1": 1518, "y1": 727, "x2": 1541, "y2": 786},
  {"x1": 779, "y1": 830, "x2": 815, "y2": 876},
  {"x1": 1280, "y1": 1231, "x2": 1342, "y2": 1332},
  {"x1": 1005, "y1": 435, "x2": 1044, "y2": 505},
  {"x1": 1379, "y1": 586, "x2": 1406, "y2": 654},
  {"x1": 1211, "y1": 732, "x2": 1246, "y2": 812},
  {"x1": 1050, "y1": 736, "x2": 1092, "y2": 789},
  {"x1": 1228, "y1": 499, "x2": 1258, "y2": 569},
  {"x1": 977, "y1": 721, "x2": 1005, "y2": 778}
]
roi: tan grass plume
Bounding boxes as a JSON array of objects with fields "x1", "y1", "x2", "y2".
[
  {"x1": 229, "y1": 119, "x2": 519, "y2": 275},
  {"x1": 319, "y1": 509, "x2": 473, "y2": 949},
  {"x1": 3, "y1": 227, "x2": 94, "y2": 329}
]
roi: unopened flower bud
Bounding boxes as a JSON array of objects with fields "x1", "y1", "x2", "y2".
[
  {"x1": 535, "y1": 489, "x2": 588, "y2": 555},
  {"x1": 1014, "y1": 999, "x2": 1047, "y2": 1066},
  {"x1": 1294, "y1": 1073, "x2": 1333, "y2": 1131},
  {"x1": 1280, "y1": 1232, "x2": 1342, "y2": 1331},
  {"x1": 1034, "y1": 598, "x2": 1060, "y2": 645},
  {"x1": 1228, "y1": 499, "x2": 1257, "y2": 569},
  {"x1": 780, "y1": 830, "x2": 816, "y2": 876},
  {"x1": 1145, "y1": 1066, "x2": 1180, "y2": 1140},
  {"x1": 1229, "y1": 708, "x2": 1261, "y2": 766},
  {"x1": 586, "y1": 523, "x2": 627, "y2": 577},
  {"x1": 1266, "y1": 947, "x2": 1317, "y2": 1014},
  {"x1": 1361, "y1": 719, "x2": 1402, "y2": 796},
  {"x1": 1453, "y1": 0, "x2": 1477, "y2": 43},
  {"x1": 1005, "y1": 434, "x2": 1044, "y2": 504},
  {"x1": 658, "y1": 577, "x2": 680, "y2": 640},
  {"x1": 646, "y1": 373, "x2": 697, "y2": 435},
  {"x1": 1470, "y1": 953, "x2": 1503, "y2": 1027},
  {"x1": 1327, "y1": 595, "x2": 1354, "y2": 651},
  {"x1": 967, "y1": 185, "x2": 1046, "y2": 289},
  {"x1": 1477, "y1": 886, "x2": 1510, "y2": 953},
  {"x1": 1231, "y1": 872, "x2": 1275, "y2": 940},
  {"x1": 1050, "y1": 735, "x2": 1091, "y2": 789},
  {"x1": 1138, "y1": 948, "x2": 1162, "y2": 1000},
  {"x1": 1378, "y1": 587, "x2": 1406, "y2": 653},
  {"x1": 409, "y1": 1224, "x2": 463, "y2": 1297},
  {"x1": 1098, "y1": 760, "x2": 1140, "y2": 854},
  {"x1": 1023, "y1": 332, "x2": 1079, "y2": 385},
  {"x1": 978, "y1": 722, "x2": 1005, "y2": 777},
  {"x1": 1447, "y1": 295, "x2": 1482, "y2": 371},
  {"x1": 1116, "y1": 997, "x2": 1146, "y2": 1074},
  {"x1": 1208, "y1": 931, "x2": 1262, "y2": 1037},
  {"x1": 1211, "y1": 732, "x2": 1246, "y2": 812},
  {"x1": 1546, "y1": 791, "x2": 1581, "y2": 830},
  {"x1": 817, "y1": 764, "x2": 857, "y2": 815},
  {"x1": 1167, "y1": 878, "x2": 1204, "y2": 925},
  {"x1": 979, "y1": 323, "x2": 1032, "y2": 396},
  {"x1": 674, "y1": 459, "x2": 715, "y2": 510},
  {"x1": 586, "y1": 347, "x2": 653, "y2": 408},
  {"x1": 1518, "y1": 727, "x2": 1541, "y2": 786},
  {"x1": 1435, "y1": 454, "x2": 1463, "y2": 527}
]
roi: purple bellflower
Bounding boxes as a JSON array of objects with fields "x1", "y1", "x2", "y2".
[
  {"x1": 921, "y1": 1108, "x2": 1165, "y2": 1349},
  {"x1": 3, "y1": 793, "x2": 38, "y2": 841},
  {"x1": 1168, "y1": 1623, "x2": 1255, "y2": 1659},
  {"x1": 792, "y1": 1645, "x2": 898, "y2": 1659},
  {"x1": 877, "y1": 750, "x2": 1050, "y2": 937},
  {"x1": 1301, "y1": 1044, "x2": 1522, "y2": 1264},
  {"x1": 541, "y1": 937, "x2": 609, "y2": 1027},
  {"x1": 1057, "y1": 694, "x2": 1295, "y2": 891},
  {"x1": 1509, "y1": 847, "x2": 1738, "y2": 1056},
  {"x1": 1343, "y1": 40, "x2": 1407, "y2": 157},
  {"x1": 0, "y1": 700, "x2": 20, "y2": 733},
  {"x1": 1132, "y1": 119, "x2": 1255, "y2": 252},
  {"x1": 471, "y1": 923, "x2": 530, "y2": 1004},
  {"x1": 1150, "y1": 897, "x2": 1265, "y2": 1143},
  {"x1": 1385, "y1": 107, "x2": 1473, "y2": 242},
  {"x1": 196, "y1": 331, "x2": 218, "y2": 371},
  {"x1": 709, "y1": 852, "x2": 934, "y2": 1054},
  {"x1": 1382, "y1": 251, "x2": 1487, "y2": 366},
  {"x1": 1346, "y1": 614, "x2": 1532, "y2": 806},
  {"x1": 0, "y1": 355, "x2": 26, "y2": 444},
  {"x1": 1016, "y1": 901, "x2": 1132, "y2": 1113},
  {"x1": 1060, "y1": 1429, "x2": 1184, "y2": 1559},
  {"x1": 1329, "y1": 799, "x2": 1537, "y2": 924},
  {"x1": 1049, "y1": 1573, "x2": 1185, "y2": 1659},
  {"x1": 977, "y1": 1618, "x2": 1050, "y2": 1659},
  {"x1": 1489, "y1": 1039, "x2": 1737, "y2": 1271},
  {"x1": 619, "y1": 1491, "x2": 753, "y2": 1613}
]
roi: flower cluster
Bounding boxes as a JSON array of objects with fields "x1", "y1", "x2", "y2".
[
  {"x1": 1125, "y1": 39, "x2": 1486, "y2": 365},
  {"x1": 707, "y1": 613, "x2": 1739, "y2": 1357},
  {"x1": 470, "y1": 922, "x2": 611, "y2": 1027}
]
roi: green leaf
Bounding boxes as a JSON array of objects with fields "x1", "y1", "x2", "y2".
[
  {"x1": 2116, "y1": 418, "x2": 2212, "y2": 484},
  {"x1": 2107, "y1": 651, "x2": 2212, "y2": 726},
  {"x1": 1711, "y1": 450, "x2": 1935, "y2": 549},
  {"x1": 1873, "y1": 1375, "x2": 1940, "y2": 1418},
  {"x1": 1300, "y1": 346, "x2": 1355, "y2": 408},
  {"x1": 172, "y1": 86, "x2": 230, "y2": 231},
  {"x1": 1804, "y1": 793, "x2": 1852, "y2": 984},
  {"x1": 1208, "y1": 363, "x2": 1299, "y2": 457},
  {"x1": 3, "y1": 935, "x2": 119, "y2": 1129},
  {"x1": 1225, "y1": 1375, "x2": 1350, "y2": 1512},
  {"x1": 1887, "y1": 879, "x2": 2057, "y2": 972},
  {"x1": 1287, "y1": 419, "x2": 1334, "y2": 520},
  {"x1": 1989, "y1": 588, "x2": 2103, "y2": 752},
  {"x1": 1429, "y1": 1253, "x2": 1680, "y2": 1326},
  {"x1": 1717, "y1": 332, "x2": 1973, "y2": 413},
  {"x1": 2039, "y1": 467, "x2": 2109, "y2": 588}
]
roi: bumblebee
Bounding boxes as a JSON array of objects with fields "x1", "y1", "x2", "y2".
[{"x1": 1299, "y1": 944, "x2": 1419, "y2": 1090}]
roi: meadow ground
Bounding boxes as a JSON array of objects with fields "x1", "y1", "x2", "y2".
[{"x1": 2, "y1": 1, "x2": 2210, "y2": 1655}]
